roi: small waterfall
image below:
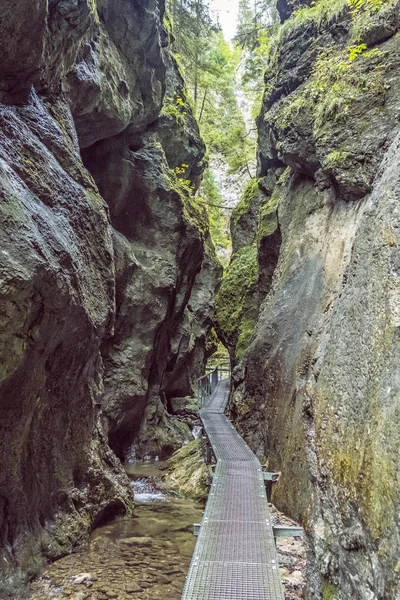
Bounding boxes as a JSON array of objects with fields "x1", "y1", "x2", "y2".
[
  {"x1": 131, "y1": 478, "x2": 168, "y2": 502},
  {"x1": 126, "y1": 444, "x2": 136, "y2": 464},
  {"x1": 192, "y1": 425, "x2": 203, "y2": 439}
]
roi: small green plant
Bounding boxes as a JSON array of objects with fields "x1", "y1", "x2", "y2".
[
  {"x1": 175, "y1": 163, "x2": 189, "y2": 175},
  {"x1": 161, "y1": 92, "x2": 187, "y2": 126},
  {"x1": 325, "y1": 150, "x2": 352, "y2": 168},
  {"x1": 348, "y1": 43, "x2": 367, "y2": 60},
  {"x1": 349, "y1": 0, "x2": 385, "y2": 13}
]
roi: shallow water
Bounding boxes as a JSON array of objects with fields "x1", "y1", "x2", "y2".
[
  {"x1": 28, "y1": 463, "x2": 306, "y2": 600},
  {"x1": 123, "y1": 461, "x2": 165, "y2": 479},
  {"x1": 124, "y1": 460, "x2": 170, "y2": 502},
  {"x1": 29, "y1": 499, "x2": 203, "y2": 600},
  {"x1": 131, "y1": 479, "x2": 168, "y2": 502},
  {"x1": 29, "y1": 462, "x2": 204, "y2": 600}
]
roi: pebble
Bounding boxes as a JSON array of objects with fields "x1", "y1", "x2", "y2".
[
  {"x1": 125, "y1": 582, "x2": 142, "y2": 593},
  {"x1": 72, "y1": 573, "x2": 92, "y2": 585},
  {"x1": 120, "y1": 536, "x2": 152, "y2": 547}
]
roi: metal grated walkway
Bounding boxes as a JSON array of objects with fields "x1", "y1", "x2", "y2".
[{"x1": 181, "y1": 379, "x2": 285, "y2": 600}]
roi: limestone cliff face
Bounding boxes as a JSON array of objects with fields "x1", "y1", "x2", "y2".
[
  {"x1": 227, "y1": 2, "x2": 400, "y2": 599},
  {"x1": 0, "y1": 0, "x2": 216, "y2": 586},
  {"x1": 82, "y1": 46, "x2": 220, "y2": 461}
]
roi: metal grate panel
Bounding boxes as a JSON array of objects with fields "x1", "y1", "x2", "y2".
[
  {"x1": 182, "y1": 380, "x2": 285, "y2": 600},
  {"x1": 182, "y1": 561, "x2": 283, "y2": 600},
  {"x1": 195, "y1": 521, "x2": 277, "y2": 563}
]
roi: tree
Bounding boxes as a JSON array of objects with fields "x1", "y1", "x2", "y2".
[
  {"x1": 235, "y1": 0, "x2": 278, "y2": 48},
  {"x1": 167, "y1": 0, "x2": 215, "y2": 112},
  {"x1": 236, "y1": 0, "x2": 257, "y2": 47}
]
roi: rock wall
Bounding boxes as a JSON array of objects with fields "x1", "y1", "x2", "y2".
[
  {"x1": 226, "y1": 2, "x2": 400, "y2": 599},
  {"x1": 0, "y1": 0, "x2": 218, "y2": 588}
]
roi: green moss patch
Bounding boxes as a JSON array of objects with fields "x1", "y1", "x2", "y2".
[
  {"x1": 322, "y1": 581, "x2": 339, "y2": 600},
  {"x1": 162, "y1": 439, "x2": 211, "y2": 501},
  {"x1": 166, "y1": 168, "x2": 209, "y2": 237},
  {"x1": 231, "y1": 178, "x2": 260, "y2": 228},
  {"x1": 257, "y1": 190, "x2": 280, "y2": 244},
  {"x1": 215, "y1": 245, "x2": 259, "y2": 357}
]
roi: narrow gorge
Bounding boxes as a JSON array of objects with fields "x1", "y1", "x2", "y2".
[{"x1": 0, "y1": 1, "x2": 399, "y2": 599}]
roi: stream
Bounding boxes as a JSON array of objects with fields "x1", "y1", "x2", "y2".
[
  {"x1": 29, "y1": 462, "x2": 308, "y2": 600},
  {"x1": 29, "y1": 463, "x2": 203, "y2": 600}
]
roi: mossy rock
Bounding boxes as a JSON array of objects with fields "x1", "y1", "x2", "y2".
[
  {"x1": 231, "y1": 178, "x2": 260, "y2": 229},
  {"x1": 257, "y1": 190, "x2": 280, "y2": 244},
  {"x1": 162, "y1": 439, "x2": 211, "y2": 501},
  {"x1": 322, "y1": 581, "x2": 339, "y2": 600},
  {"x1": 215, "y1": 245, "x2": 259, "y2": 359},
  {"x1": 260, "y1": 0, "x2": 399, "y2": 200}
]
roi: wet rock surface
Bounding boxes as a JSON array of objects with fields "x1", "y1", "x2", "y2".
[
  {"x1": 226, "y1": 3, "x2": 400, "y2": 599},
  {"x1": 0, "y1": 0, "x2": 218, "y2": 587}
]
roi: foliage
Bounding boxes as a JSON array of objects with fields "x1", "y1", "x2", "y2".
[
  {"x1": 281, "y1": 0, "x2": 348, "y2": 33},
  {"x1": 235, "y1": 0, "x2": 278, "y2": 49},
  {"x1": 349, "y1": 0, "x2": 386, "y2": 12},
  {"x1": 277, "y1": 0, "x2": 396, "y2": 42},
  {"x1": 167, "y1": 0, "x2": 215, "y2": 108},
  {"x1": 270, "y1": 39, "x2": 388, "y2": 139},
  {"x1": 310, "y1": 45, "x2": 387, "y2": 129},
  {"x1": 236, "y1": 2, "x2": 279, "y2": 121},
  {"x1": 165, "y1": 0, "x2": 257, "y2": 265},
  {"x1": 167, "y1": 1, "x2": 253, "y2": 172},
  {"x1": 165, "y1": 2, "x2": 257, "y2": 256},
  {"x1": 207, "y1": 338, "x2": 230, "y2": 369},
  {"x1": 167, "y1": 167, "x2": 209, "y2": 235},
  {"x1": 161, "y1": 91, "x2": 187, "y2": 126},
  {"x1": 196, "y1": 33, "x2": 252, "y2": 172},
  {"x1": 347, "y1": 43, "x2": 367, "y2": 60}
]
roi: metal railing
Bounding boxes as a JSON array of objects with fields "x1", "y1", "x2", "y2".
[
  {"x1": 196, "y1": 362, "x2": 231, "y2": 408},
  {"x1": 182, "y1": 379, "x2": 285, "y2": 600}
]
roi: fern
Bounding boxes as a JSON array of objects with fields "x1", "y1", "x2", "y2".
[{"x1": 349, "y1": 0, "x2": 385, "y2": 12}]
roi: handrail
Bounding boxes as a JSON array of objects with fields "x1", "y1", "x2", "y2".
[{"x1": 196, "y1": 363, "x2": 231, "y2": 407}]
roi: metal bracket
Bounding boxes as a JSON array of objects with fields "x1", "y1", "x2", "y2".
[
  {"x1": 205, "y1": 439, "x2": 213, "y2": 465},
  {"x1": 273, "y1": 526, "x2": 304, "y2": 540},
  {"x1": 262, "y1": 472, "x2": 280, "y2": 482},
  {"x1": 262, "y1": 472, "x2": 280, "y2": 501}
]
